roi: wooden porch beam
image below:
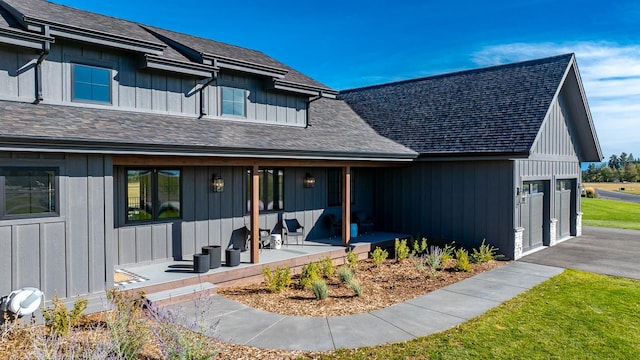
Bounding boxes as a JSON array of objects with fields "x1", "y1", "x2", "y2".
[
  {"x1": 341, "y1": 166, "x2": 351, "y2": 246},
  {"x1": 250, "y1": 165, "x2": 259, "y2": 264},
  {"x1": 113, "y1": 154, "x2": 409, "y2": 168}
]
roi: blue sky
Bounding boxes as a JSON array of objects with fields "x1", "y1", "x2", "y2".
[{"x1": 53, "y1": 0, "x2": 640, "y2": 161}]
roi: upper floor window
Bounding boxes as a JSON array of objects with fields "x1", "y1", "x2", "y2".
[
  {"x1": 126, "y1": 169, "x2": 181, "y2": 222},
  {"x1": 1, "y1": 167, "x2": 58, "y2": 219},
  {"x1": 72, "y1": 64, "x2": 111, "y2": 104},
  {"x1": 246, "y1": 168, "x2": 284, "y2": 212},
  {"x1": 221, "y1": 87, "x2": 246, "y2": 117}
]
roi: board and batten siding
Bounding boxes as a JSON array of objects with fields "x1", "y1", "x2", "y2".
[
  {"x1": 0, "y1": 45, "x2": 37, "y2": 102},
  {"x1": 205, "y1": 73, "x2": 307, "y2": 126},
  {"x1": 516, "y1": 93, "x2": 582, "y2": 235},
  {"x1": 0, "y1": 152, "x2": 114, "y2": 304},
  {"x1": 373, "y1": 161, "x2": 515, "y2": 258},
  {"x1": 113, "y1": 166, "x2": 368, "y2": 266}
]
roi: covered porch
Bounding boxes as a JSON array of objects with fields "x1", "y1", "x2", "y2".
[{"x1": 115, "y1": 231, "x2": 407, "y2": 304}]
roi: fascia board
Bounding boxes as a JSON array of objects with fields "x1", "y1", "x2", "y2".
[
  {"x1": 209, "y1": 55, "x2": 288, "y2": 78},
  {"x1": 0, "y1": 28, "x2": 51, "y2": 49},
  {"x1": 143, "y1": 55, "x2": 215, "y2": 78}
]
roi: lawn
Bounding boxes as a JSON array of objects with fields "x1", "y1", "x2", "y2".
[
  {"x1": 583, "y1": 182, "x2": 640, "y2": 195},
  {"x1": 581, "y1": 197, "x2": 640, "y2": 230},
  {"x1": 326, "y1": 270, "x2": 640, "y2": 359}
]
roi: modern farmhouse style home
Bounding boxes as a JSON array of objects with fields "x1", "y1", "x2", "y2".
[{"x1": 0, "y1": 0, "x2": 601, "y2": 310}]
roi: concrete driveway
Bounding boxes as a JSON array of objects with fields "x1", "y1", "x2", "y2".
[{"x1": 521, "y1": 226, "x2": 640, "y2": 280}]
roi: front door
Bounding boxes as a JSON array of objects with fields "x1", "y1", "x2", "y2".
[{"x1": 522, "y1": 181, "x2": 545, "y2": 251}]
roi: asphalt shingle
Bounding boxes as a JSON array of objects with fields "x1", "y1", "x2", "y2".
[
  {"x1": 340, "y1": 54, "x2": 573, "y2": 156},
  {"x1": 0, "y1": 99, "x2": 416, "y2": 159}
]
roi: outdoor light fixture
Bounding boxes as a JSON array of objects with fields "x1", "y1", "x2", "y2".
[
  {"x1": 211, "y1": 174, "x2": 224, "y2": 192},
  {"x1": 303, "y1": 173, "x2": 316, "y2": 188}
]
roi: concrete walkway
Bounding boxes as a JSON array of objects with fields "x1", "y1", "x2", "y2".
[{"x1": 170, "y1": 261, "x2": 563, "y2": 351}]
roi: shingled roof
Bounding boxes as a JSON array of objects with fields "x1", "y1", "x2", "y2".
[
  {"x1": 340, "y1": 54, "x2": 574, "y2": 156},
  {"x1": 0, "y1": 99, "x2": 416, "y2": 160},
  {"x1": 0, "y1": 0, "x2": 331, "y2": 91}
]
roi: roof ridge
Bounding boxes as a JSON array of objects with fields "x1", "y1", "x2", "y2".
[{"x1": 340, "y1": 53, "x2": 574, "y2": 93}]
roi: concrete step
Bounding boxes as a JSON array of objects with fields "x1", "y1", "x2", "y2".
[{"x1": 144, "y1": 282, "x2": 217, "y2": 307}]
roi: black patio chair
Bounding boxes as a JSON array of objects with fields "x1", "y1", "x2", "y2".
[{"x1": 282, "y1": 218, "x2": 305, "y2": 246}]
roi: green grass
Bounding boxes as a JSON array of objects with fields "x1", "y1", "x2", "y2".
[
  {"x1": 324, "y1": 270, "x2": 640, "y2": 359},
  {"x1": 582, "y1": 197, "x2": 640, "y2": 230}
]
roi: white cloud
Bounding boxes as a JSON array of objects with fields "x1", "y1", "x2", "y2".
[{"x1": 472, "y1": 42, "x2": 640, "y2": 159}]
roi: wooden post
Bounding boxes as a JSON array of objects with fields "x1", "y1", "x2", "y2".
[
  {"x1": 251, "y1": 165, "x2": 259, "y2": 264},
  {"x1": 342, "y1": 166, "x2": 351, "y2": 246}
]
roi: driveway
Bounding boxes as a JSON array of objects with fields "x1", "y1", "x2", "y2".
[
  {"x1": 521, "y1": 226, "x2": 640, "y2": 280},
  {"x1": 595, "y1": 188, "x2": 640, "y2": 203}
]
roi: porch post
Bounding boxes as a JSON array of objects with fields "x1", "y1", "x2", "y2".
[
  {"x1": 342, "y1": 166, "x2": 351, "y2": 246},
  {"x1": 251, "y1": 165, "x2": 259, "y2": 263}
]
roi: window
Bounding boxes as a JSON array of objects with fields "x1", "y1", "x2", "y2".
[
  {"x1": 72, "y1": 64, "x2": 111, "y2": 103},
  {"x1": 126, "y1": 169, "x2": 181, "y2": 222},
  {"x1": 221, "y1": 87, "x2": 246, "y2": 117},
  {"x1": 246, "y1": 168, "x2": 284, "y2": 212},
  {"x1": 327, "y1": 168, "x2": 355, "y2": 206},
  {"x1": 1, "y1": 167, "x2": 57, "y2": 218}
]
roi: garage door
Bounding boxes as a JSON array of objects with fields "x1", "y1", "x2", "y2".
[
  {"x1": 555, "y1": 180, "x2": 572, "y2": 239},
  {"x1": 522, "y1": 181, "x2": 544, "y2": 251}
]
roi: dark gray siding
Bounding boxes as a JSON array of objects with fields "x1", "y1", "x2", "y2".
[
  {"x1": 0, "y1": 152, "x2": 113, "y2": 301},
  {"x1": 373, "y1": 161, "x2": 515, "y2": 257},
  {"x1": 113, "y1": 166, "x2": 371, "y2": 266}
]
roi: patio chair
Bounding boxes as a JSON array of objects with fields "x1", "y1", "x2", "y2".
[
  {"x1": 352, "y1": 210, "x2": 374, "y2": 234},
  {"x1": 326, "y1": 214, "x2": 342, "y2": 238},
  {"x1": 282, "y1": 218, "x2": 305, "y2": 246}
]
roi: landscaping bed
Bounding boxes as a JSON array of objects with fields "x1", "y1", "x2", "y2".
[{"x1": 219, "y1": 257, "x2": 504, "y2": 317}]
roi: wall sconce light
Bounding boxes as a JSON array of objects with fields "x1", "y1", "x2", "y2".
[
  {"x1": 303, "y1": 173, "x2": 316, "y2": 188},
  {"x1": 211, "y1": 174, "x2": 224, "y2": 192}
]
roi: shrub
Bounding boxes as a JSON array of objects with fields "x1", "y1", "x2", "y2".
[
  {"x1": 41, "y1": 295, "x2": 88, "y2": 337},
  {"x1": 441, "y1": 242, "x2": 456, "y2": 266},
  {"x1": 585, "y1": 187, "x2": 597, "y2": 198},
  {"x1": 349, "y1": 280, "x2": 363, "y2": 297},
  {"x1": 338, "y1": 267, "x2": 354, "y2": 284},
  {"x1": 395, "y1": 238, "x2": 410, "y2": 260},
  {"x1": 346, "y1": 248, "x2": 359, "y2": 270},
  {"x1": 454, "y1": 248, "x2": 472, "y2": 272},
  {"x1": 411, "y1": 237, "x2": 428, "y2": 256},
  {"x1": 299, "y1": 262, "x2": 321, "y2": 289},
  {"x1": 311, "y1": 280, "x2": 329, "y2": 300},
  {"x1": 471, "y1": 239, "x2": 502, "y2": 263},
  {"x1": 105, "y1": 288, "x2": 150, "y2": 360},
  {"x1": 262, "y1": 266, "x2": 292, "y2": 293},
  {"x1": 424, "y1": 246, "x2": 443, "y2": 276},
  {"x1": 371, "y1": 247, "x2": 389, "y2": 266},
  {"x1": 410, "y1": 254, "x2": 427, "y2": 273},
  {"x1": 320, "y1": 256, "x2": 335, "y2": 278}
]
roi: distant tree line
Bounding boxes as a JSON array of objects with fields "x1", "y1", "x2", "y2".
[{"x1": 583, "y1": 152, "x2": 639, "y2": 182}]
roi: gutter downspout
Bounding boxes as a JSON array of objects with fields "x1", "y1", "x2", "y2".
[
  {"x1": 34, "y1": 25, "x2": 51, "y2": 104},
  {"x1": 198, "y1": 71, "x2": 218, "y2": 118},
  {"x1": 305, "y1": 91, "x2": 323, "y2": 128}
]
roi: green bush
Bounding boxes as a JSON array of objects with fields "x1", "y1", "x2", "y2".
[
  {"x1": 441, "y1": 242, "x2": 456, "y2": 266},
  {"x1": 349, "y1": 280, "x2": 363, "y2": 297},
  {"x1": 338, "y1": 267, "x2": 355, "y2": 284},
  {"x1": 42, "y1": 295, "x2": 88, "y2": 337},
  {"x1": 262, "y1": 266, "x2": 292, "y2": 293},
  {"x1": 105, "y1": 288, "x2": 150, "y2": 360},
  {"x1": 299, "y1": 262, "x2": 321, "y2": 289},
  {"x1": 346, "y1": 248, "x2": 359, "y2": 270},
  {"x1": 311, "y1": 280, "x2": 329, "y2": 300},
  {"x1": 320, "y1": 256, "x2": 335, "y2": 278},
  {"x1": 411, "y1": 237, "x2": 428, "y2": 256},
  {"x1": 471, "y1": 239, "x2": 502, "y2": 263},
  {"x1": 585, "y1": 187, "x2": 597, "y2": 198},
  {"x1": 395, "y1": 238, "x2": 410, "y2": 260},
  {"x1": 454, "y1": 248, "x2": 472, "y2": 272},
  {"x1": 371, "y1": 247, "x2": 389, "y2": 266},
  {"x1": 410, "y1": 254, "x2": 427, "y2": 273}
]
